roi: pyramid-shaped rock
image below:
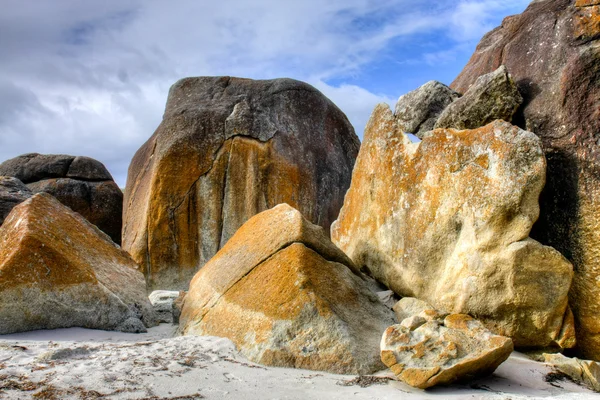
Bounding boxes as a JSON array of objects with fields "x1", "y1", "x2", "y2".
[
  {"x1": 0, "y1": 193, "x2": 156, "y2": 334},
  {"x1": 180, "y1": 204, "x2": 395, "y2": 374}
]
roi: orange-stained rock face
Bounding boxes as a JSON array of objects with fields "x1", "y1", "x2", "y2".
[
  {"x1": 180, "y1": 204, "x2": 395, "y2": 375},
  {"x1": 332, "y1": 108, "x2": 574, "y2": 349},
  {"x1": 450, "y1": 0, "x2": 600, "y2": 361},
  {"x1": 0, "y1": 193, "x2": 156, "y2": 334},
  {"x1": 123, "y1": 77, "x2": 360, "y2": 291},
  {"x1": 381, "y1": 311, "x2": 513, "y2": 389}
]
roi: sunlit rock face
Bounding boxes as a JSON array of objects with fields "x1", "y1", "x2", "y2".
[
  {"x1": 332, "y1": 105, "x2": 574, "y2": 349},
  {"x1": 180, "y1": 204, "x2": 395, "y2": 375},
  {"x1": 0, "y1": 193, "x2": 156, "y2": 334},
  {"x1": 451, "y1": 0, "x2": 600, "y2": 360}
]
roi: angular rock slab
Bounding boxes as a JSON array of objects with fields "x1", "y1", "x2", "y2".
[
  {"x1": 394, "y1": 81, "x2": 460, "y2": 138},
  {"x1": 180, "y1": 204, "x2": 395, "y2": 375},
  {"x1": 332, "y1": 106, "x2": 574, "y2": 349},
  {"x1": 544, "y1": 353, "x2": 600, "y2": 392},
  {"x1": 450, "y1": 0, "x2": 600, "y2": 359},
  {"x1": 381, "y1": 314, "x2": 513, "y2": 389},
  {"x1": 0, "y1": 193, "x2": 156, "y2": 334},
  {"x1": 0, "y1": 176, "x2": 32, "y2": 225},
  {"x1": 435, "y1": 65, "x2": 522, "y2": 130},
  {"x1": 123, "y1": 77, "x2": 360, "y2": 291},
  {"x1": 0, "y1": 153, "x2": 123, "y2": 244}
]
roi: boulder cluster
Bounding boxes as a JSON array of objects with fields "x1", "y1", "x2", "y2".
[{"x1": 0, "y1": 0, "x2": 599, "y2": 391}]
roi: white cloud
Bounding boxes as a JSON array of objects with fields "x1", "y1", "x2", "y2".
[{"x1": 0, "y1": 0, "x2": 531, "y2": 186}]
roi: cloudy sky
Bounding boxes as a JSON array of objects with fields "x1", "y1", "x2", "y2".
[{"x1": 0, "y1": 0, "x2": 531, "y2": 186}]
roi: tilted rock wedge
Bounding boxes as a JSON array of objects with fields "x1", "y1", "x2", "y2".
[
  {"x1": 180, "y1": 204, "x2": 395, "y2": 375},
  {"x1": 381, "y1": 312, "x2": 513, "y2": 389},
  {"x1": 435, "y1": 65, "x2": 523, "y2": 130},
  {"x1": 451, "y1": 0, "x2": 600, "y2": 359},
  {"x1": 332, "y1": 104, "x2": 574, "y2": 349},
  {"x1": 0, "y1": 193, "x2": 156, "y2": 334},
  {"x1": 123, "y1": 77, "x2": 360, "y2": 291}
]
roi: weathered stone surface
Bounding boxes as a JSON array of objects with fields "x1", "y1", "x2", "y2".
[
  {"x1": 393, "y1": 297, "x2": 447, "y2": 323},
  {"x1": 544, "y1": 353, "x2": 600, "y2": 392},
  {"x1": 332, "y1": 106, "x2": 574, "y2": 349},
  {"x1": 0, "y1": 193, "x2": 156, "y2": 334},
  {"x1": 149, "y1": 290, "x2": 181, "y2": 323},
  {"x1": 450, "y1": 0, "x2": 600, "y2": 361},
  {"x1": 123, "y1": 77, "x2": 360, "y2": 291},
  {"x1": 0, "y1": 176, "x2": 32, "y2": 225},
  {"x1": 0, "y1": 153, "x2": 122, "y2": 244},
  {"x1": 435, "y1": 66, "x2": 522, "y2": 130},
  {"x1": 394, "y1": 81, "x2": 460, "y2": 138},
  {"x1": 180, "y1": 204, "x2": 395, "y2": 375},
  {"x1": 381, "y1": 313, "x2": 513, "y2": 389}
]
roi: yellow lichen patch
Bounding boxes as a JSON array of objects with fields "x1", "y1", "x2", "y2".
[
  {"x1": 575, "y1": 5, "x2": 600, "y2": 40},
  {"x1": 400, "y1": 366, "x2": 441, "y2": 388}
]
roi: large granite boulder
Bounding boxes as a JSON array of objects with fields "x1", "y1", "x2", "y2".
[
  {"x1": 0, "y1": 176, "x2": 32, "y2": 225},
  {"x1": 435, "y1": 65, "x2": 522, "y2": 130},
  {"x1": 0, "y1": 193, "x2": 156, "y2": 334},
  {"x1": 450, "y1": 0, "x2": 600, "y2": 359},
  {"x1": 123, "y1": 77, "x2": 360, "y2": 291},
  {"x1": 331, "y1": 105, "x2": 574, "y2": 349},
  {"x1": 0, "y1": 153, "x2": 122, "y2": 244},
  {"x1": 381, "y1": 301, "x2": 513, "y2": 389},
  {"x1": 394, "y1": 81, "x2": 460, "y2": 138},
  {"x1": 180, "y1": 204, "x2": 395, "y2": 375}
]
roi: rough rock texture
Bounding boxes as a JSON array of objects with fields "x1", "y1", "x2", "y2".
[
  {"x1": 0, "y1": 193, "x2": 156, "y2": 334},
  {"x1": 381, "y1": 313, "x2": 513, "y2": 389},
  {"x1": 393, "y1": 297, "x2": 443, "y2": 323},
  {"x1": 394, "y1": 81, "x2": 460, "y2": 138},
  {"x1": 435, "y1": 66, "x2": 522, "y2": 130},
  {"x1": 544, "y1": 353, "x2": 600, "y2": 392},
  {"x1": 331, "y1": 107, "x2": 574, "y2": 349},
  {"x1": 180, "y1": 204, "x2": 395, "y2": 375},
  {"x1": 0, "y1": 153, "x2": 122, "y2": 244},
  {"x1": 0, "y1": 176, "x2": 32, "y2": 225},
  {"x1": 149, "y1": 291, "x2": 181, "y2": 323},
  {"x1": 450, "y1": 0, "x2": 600, "y2": 360},
  {"x1": 123, "y1": 77, "x2": 360, "y2": 291}
]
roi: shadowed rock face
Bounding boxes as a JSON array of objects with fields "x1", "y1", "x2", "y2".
[
  {"x1": 0, "y1": 154, "x2": 122, "y2": 244},
  {"x1": 180, "y1": 204, "x2": 395, "y2": 375},
  {"x1": 451, "y1": 0, "x2": 600, "y2": 360},
  {"x1": 0, "y1": 176, "x2": 32, "y2": 226},
  {"x1": 0, "y1": 193, "x2": 156, "y2": 334},
  {"x1": 332, "y1": 106, "x2": 574, "y2": 349},
  {"x1": 123, "y1": 77, "x2": 360, "y2": 291}
]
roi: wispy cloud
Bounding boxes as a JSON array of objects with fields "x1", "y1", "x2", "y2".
[{"x1": 0, "y1": 0, "x2": 531, "y2": 185}]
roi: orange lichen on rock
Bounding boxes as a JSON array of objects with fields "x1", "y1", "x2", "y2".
[
  {"x1": 123, "y1": 77, "x2": 359, "y2": 291},
  {"x1": 382, "y1": 300, "x2": 513, "y2": 389},
  {"x1": 332, "y1": 107, "x2": 574, "y2": 349},
  {"x1": 180, "y1": 204, "x2": 395, "y2": 375},
  {"x1": 0, "y1": 193, "x2": 156, "y2": 334}
]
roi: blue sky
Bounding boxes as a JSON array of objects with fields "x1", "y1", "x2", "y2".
[{"x1": 0, "y1": 0, "x2": 532, "y2": 186}]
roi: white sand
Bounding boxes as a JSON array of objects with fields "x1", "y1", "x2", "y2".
[{"x1": 0, "y1": 324, "x2": 598, "y2": 399}]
